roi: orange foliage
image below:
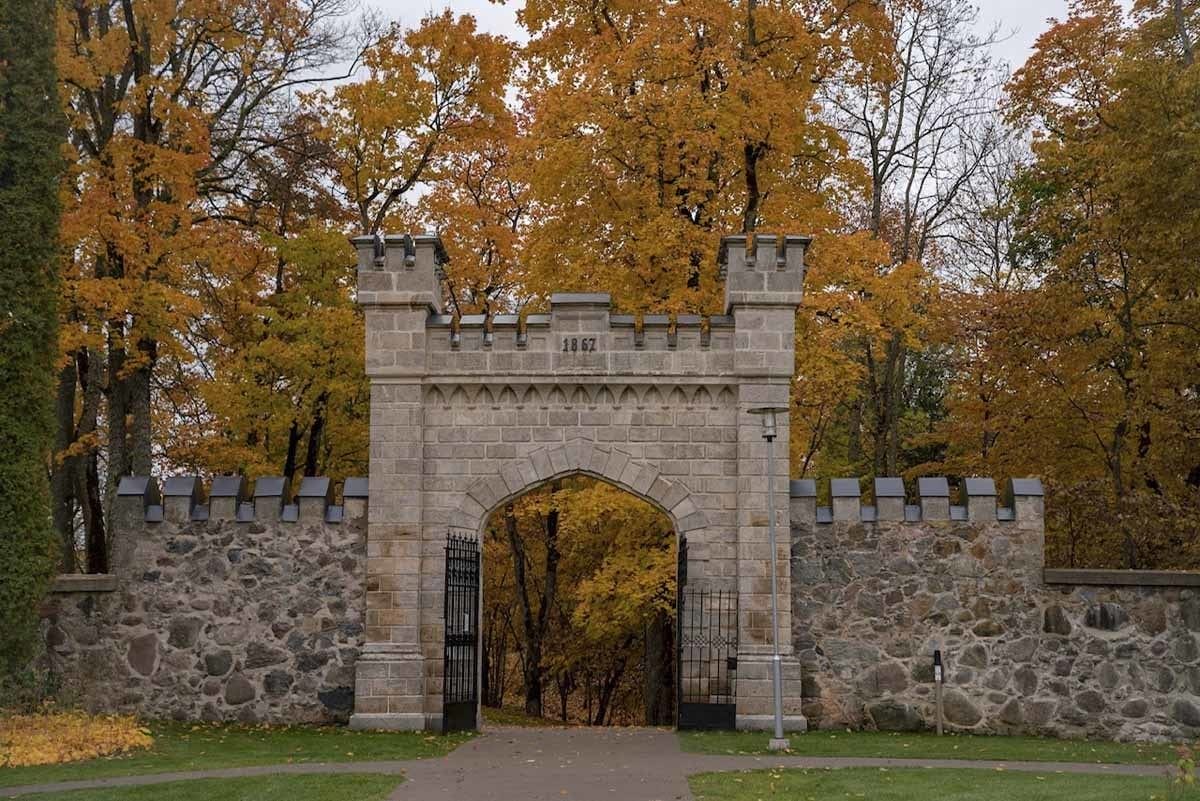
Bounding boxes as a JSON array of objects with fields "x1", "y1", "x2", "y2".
[{"x1": 0, "y1": 711, "x2": 152, "y2": 767}]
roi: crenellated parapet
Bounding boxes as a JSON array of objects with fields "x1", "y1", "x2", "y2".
[
  {"x1": 789, "y1": 476, "x2": 1044, "y2": 526},
  {"x1": 114, "y1": 474, "x2": 369, "y2": 525},
  {"x1": 351, "y1": 233, "x2": 808, "y2": 380}
]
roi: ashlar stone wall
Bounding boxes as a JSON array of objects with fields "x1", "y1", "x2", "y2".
[
  {"x1": 792, "y1": 476, "x2": 1200, "y2": 741},
  {"x1": 39, "y1": 475, "x2": 367, "y2": 724},
  {"x1": 351, "y1": 232, "x2": 812, "y2": 732}
]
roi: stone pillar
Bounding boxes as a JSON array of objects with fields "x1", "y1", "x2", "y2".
[
  {"x1": 725, "y1": 234, "x2": 809, "y2": 732},
  {"x1": 350, "y1": 233, "x2": 444, "y2": 731}
]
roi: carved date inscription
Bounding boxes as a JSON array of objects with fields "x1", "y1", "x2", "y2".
[{"x1": 562, "y1": 337, "x2": 599, "y2": 353}]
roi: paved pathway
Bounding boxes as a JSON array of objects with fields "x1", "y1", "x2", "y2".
[{"x1": 0, "y1": 726, "x2": 1175, "y2": 800}]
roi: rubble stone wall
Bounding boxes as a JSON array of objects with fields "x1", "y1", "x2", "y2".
[
  {"x1": 791, "y1": 478, "x2": 1200, "y2": 741},
  {"x1": 40, "y1": 476, "x2": 366, "y2": 724}
]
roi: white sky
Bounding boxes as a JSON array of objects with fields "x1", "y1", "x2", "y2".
[{"x1": 377, "y1": 0, "x2": 1070, "y2": 74}]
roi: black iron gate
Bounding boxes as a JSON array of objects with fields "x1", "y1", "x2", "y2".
[
  {"x1": 676, "y1": 536, "x2": 739, "y2": 730},
  {"x1": 443, "y1": 534, "x2": 480, "y2": 732}
]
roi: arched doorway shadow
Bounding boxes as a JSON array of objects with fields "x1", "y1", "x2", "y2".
[{"x1": 469, "y1": 471, "x2": 681, "y2": 729}]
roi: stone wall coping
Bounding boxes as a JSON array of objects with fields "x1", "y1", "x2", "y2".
[
  {"x1": 254, "y1": 476, "x2": 289, "y2": 498},
  {"x1": 789, "y1": 477, "x2": 1043, "y2": 499},
  {"x1": 830, "y1": 478, "x2": 861, "y2": 497},
  {"x1": 1044, "y1": 568, "x2": 1200, "y2": 587},
  {"x1": 162, "y1": 476, "x2": 203, "y2": 498},
  {"x1": 116, "y1": 475, "x2": 160, "y2": 504},
  {"x1": 210, "y1": 475, "x2": 246, "y2": 498},
  {"x1": 791, "y1": 476, "x2": 1044, "y2": 523},
  {"x1": 874, "y1": 477, "x2": 905, "y2": 498},
  {"x1": 298, "y1": 476, "x2": 332, "y2": 499},
  {"x1": 917, "y1": 476, "x2": 950, "y2": 497},
  {"x1": 790, "y1": 479, "x2": 817, "y2": 497},
  {"x1": 111, "y1": 475, "x2": 368, "y2": 522},
  {"x1": 1009, "y1": 477, "x2": 1044, "y2": 497},
  {"x1": 50, "y1": 574, "x2": 118, "y2": 593},
  {"x1": 964, "y1": 477, "x2": 997, "y2": 496}
]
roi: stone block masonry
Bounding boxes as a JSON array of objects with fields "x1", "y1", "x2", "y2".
[
  {"x1": 792, "y1": 476, "x2": 1200, "y2": 741},
  {"x1": 350, "y1": 232, "x2": 812, "y2": 732},
  {"x1": 40, "y1": 475, "x2": 367, "y2": 724}
]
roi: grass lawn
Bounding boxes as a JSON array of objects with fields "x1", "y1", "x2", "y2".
[
  {"x1": 0, "y1": 721, "x2": 469, "y2": 788},
  {"x1": 689, "y1": 767, "x2": 1185, "y2": 801},
  {"x1": 680, "y1": 729, "x2": 1181, "y2": 765},
  {"x1": 28, "y1": 773, "x2": 401, "y2": 800}
]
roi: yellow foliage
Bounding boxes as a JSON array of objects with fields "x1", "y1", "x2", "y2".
[{"x1": 0, "y1": 711, "x2": 152, "y2": 768}]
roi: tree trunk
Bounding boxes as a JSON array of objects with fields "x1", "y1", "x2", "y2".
[
  {"x1": 642, "y1": 612, "x2": 675, "y2": 725},
  {"x1": 304, "y1": 393, "x2": 328, "y2": 476},
  {"x1": 505, "y1": 485, "x2": 562, "y2": 718},
  {"x1": 104, "y1": 335, "x2": 129, "y2": 530},
  {"x1": 52, "y1": 361, "x2": 78, "y2": 573},
  {"x1": 283, "y1": 420, "x2": 301, "y2": 481},
  {"x1": 77, "y1": 347, "x2": 107, "y2": 572},
  {"x1": 128, "y1": 338, "x2": 156, "y2": 475}
]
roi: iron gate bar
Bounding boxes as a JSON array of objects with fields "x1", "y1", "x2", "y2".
[
  {"x1": 443, "y1": 534, "x2": 480, "y2": 732},
  {"x1": 677, "y1": 536, "x2": 738, "y2": 731}
]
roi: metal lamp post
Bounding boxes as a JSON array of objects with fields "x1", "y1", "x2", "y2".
[{"x1": 748, "y1": 406, "x2": 789, "y2": 751}]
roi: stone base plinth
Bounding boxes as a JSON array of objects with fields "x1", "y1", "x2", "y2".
[
  {"x1": 735, "y1": 713, "x2": 808, "y2": 733},
  {"x1": 349, "y1": 712, "x2": 427, "y2": 731},
  {"x1": 351, "y1": 644, "x2": 425, "y2": 728},
  {"x1": 734, "y1": 652, "x2": 805, "y2": 730}
]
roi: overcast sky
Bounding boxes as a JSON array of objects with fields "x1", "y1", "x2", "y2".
[{"x1": 376, "y1": 0, "x2": 1070, "y2": 73}]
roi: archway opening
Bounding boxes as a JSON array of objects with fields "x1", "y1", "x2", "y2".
[{"x1": 479, "y1": 474, "x2": 678, "y2": 726}]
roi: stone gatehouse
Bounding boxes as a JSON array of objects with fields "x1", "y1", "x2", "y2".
[
  {"x1": 38, "y1": 232, "x2": 1200, "y2": 741},
  {"x1": 349, "y1": 232, "x2": 809, "y2": 732}
]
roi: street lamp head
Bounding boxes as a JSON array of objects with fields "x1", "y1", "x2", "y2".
[{"x1": 747, "y1": 406, "x2": 789, "y2": 441}]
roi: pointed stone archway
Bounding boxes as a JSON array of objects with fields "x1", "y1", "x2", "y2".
[
  {"x1": 348, "y1": 232, "x2": 810, "y2": 732},
  {"x1": 450, "y1": 438, "x2": 708, "y2": 539}
]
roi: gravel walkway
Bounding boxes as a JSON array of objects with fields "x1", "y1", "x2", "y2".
[{"x1": 0, "y1": 726, "x2": 1174, "y2": 800}]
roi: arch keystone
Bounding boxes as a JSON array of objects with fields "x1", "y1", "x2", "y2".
[
  {"x1": 562, "y1": 439, "x2": 583, "y2": 472},
  {"x1": 548, "y1": 445, "x2": 570, "y2": 475}
]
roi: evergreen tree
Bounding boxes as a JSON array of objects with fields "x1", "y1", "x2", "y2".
[{"x1": 0, "y1": 0, "x2": 64, "y2": 674}]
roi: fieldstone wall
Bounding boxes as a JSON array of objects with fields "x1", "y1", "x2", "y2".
[
  {"x1": 791, "y1": 477, "x2": 1200, "y2": 741},
  {"x1": 39, "y1": 475, "x2": 367, "y2": 724}
]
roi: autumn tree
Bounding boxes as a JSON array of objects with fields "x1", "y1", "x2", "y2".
[
  {"x1": 314, "y1": 12, "x2": 512, "y2": 234},
  {"x1": 159, "y1": 109, "x2": 371, "y2": 484},
  {"x1": 802, "y1": 0, "x2": 1007, "y2": 477},
  {"x1": 0, "y1": 0, "x2": 63, "y2": 668},
  {"x1": 53, "y1": 0, "x2": 353, "y2": 566},
  {"x1": 517, "y1": 0, "x2": 888, "y2": 314},
  {"x1": 482, "y1": 478, "x2": 676, "y2": 724},
  {"x1": 936, "y1": 0, "x2": 1200, "y2": 568}
]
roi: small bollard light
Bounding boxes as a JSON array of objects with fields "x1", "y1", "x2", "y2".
[{"x1": 933, "y1": 649, "x2": 944, "y2": 736}]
